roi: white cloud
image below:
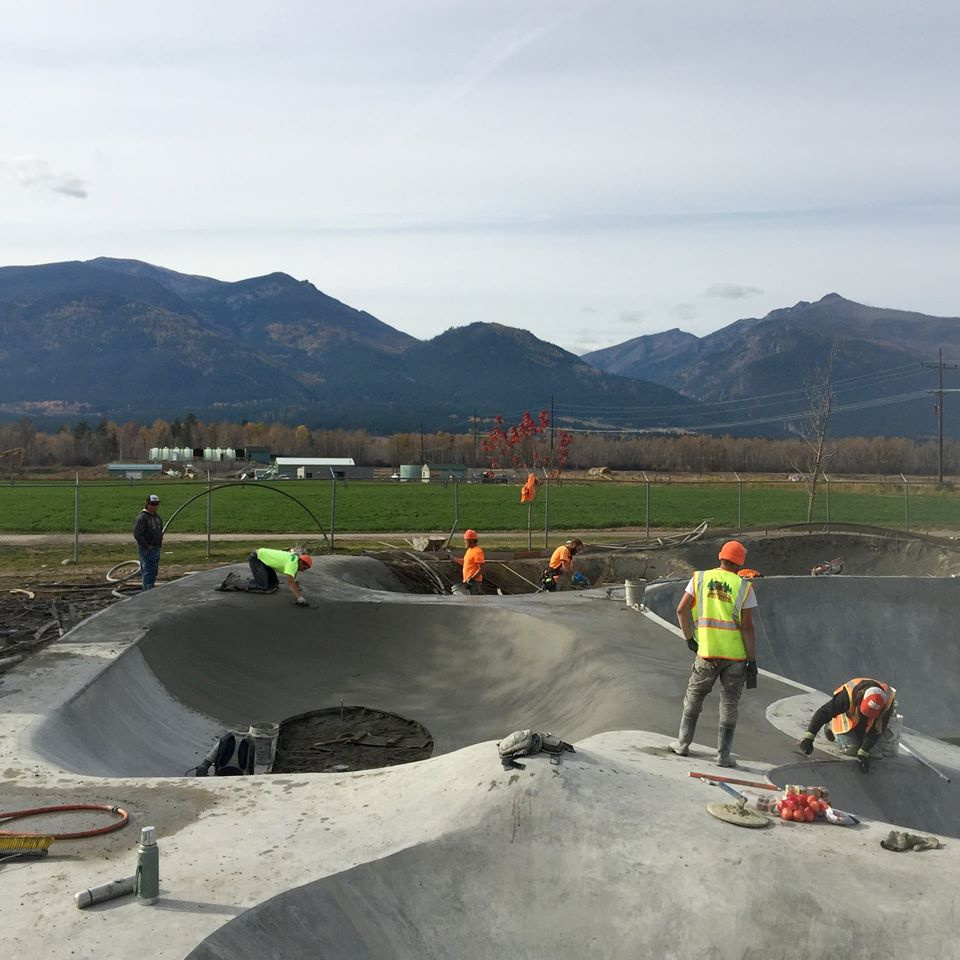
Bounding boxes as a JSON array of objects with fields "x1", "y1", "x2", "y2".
[
  {"x1": 0, "y1": 155, "x2": 87, "y2": 198},
  {"x1": 1, "y1": 1, "x2": 960, "y2": 346}
]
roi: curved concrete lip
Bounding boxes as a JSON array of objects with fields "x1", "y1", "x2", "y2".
[{"x1": 2, "y1": 556, "x2": 958, "y2": 960}]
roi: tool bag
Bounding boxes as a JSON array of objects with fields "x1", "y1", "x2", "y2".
[
  {"x1": 498, "y1": 729, "x2": 575, "y2": 770},
  {"x1": 193, "y1": 731, "x2": 256, "y2": 776}
]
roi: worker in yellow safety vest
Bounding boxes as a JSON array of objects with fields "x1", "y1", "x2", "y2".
[
  {"x1": 796, "y1": 678, "x2": 898, "y2": 773},
  {"x1": 670, "y1": 540, "x2": 758, "y2": 768}
]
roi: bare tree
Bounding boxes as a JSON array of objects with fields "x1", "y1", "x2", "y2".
[{"x1": 790, "y1": 344, "x2": 838, "y2": 522}]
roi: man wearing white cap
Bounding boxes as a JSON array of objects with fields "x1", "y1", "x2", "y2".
[{"x1": 133, "y1": 494, "x2": 164, "y2": 591}]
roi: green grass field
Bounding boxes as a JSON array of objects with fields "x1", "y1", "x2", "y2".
[{"x1": 0, "y1": 477, "x2": 954, "y2": 536}]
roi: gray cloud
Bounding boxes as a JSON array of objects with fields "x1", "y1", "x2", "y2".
[
  {"x1": 705, "y1": 282, "x2": 763, "y2": 300},
  {"x1": 672, "y1": 303, "x2": 697, "y2": 321},
  {"x1": 579, "y1": 305, "x2": 597, "y2": 314},
  {"x1": 618, "y1": 310, "x2": 646, "y2": 324},
  {"x1": 1, "y1": 156, "x2": 88, "y2": 198},
  {"x1": 570, "y1": 328, "x2": 605, "y2": 351}
]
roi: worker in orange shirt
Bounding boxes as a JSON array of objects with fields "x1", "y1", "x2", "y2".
[
  {"x1": 541, "y1": 538, "x2": 583, "y2": 592},
  {"x1": 461, "y1": 529, "x2": 486, "y2": 595}
]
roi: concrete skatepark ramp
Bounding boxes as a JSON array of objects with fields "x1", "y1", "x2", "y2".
[{"x1": 3, "y1": 553, "x2": 959, "y2": 960}]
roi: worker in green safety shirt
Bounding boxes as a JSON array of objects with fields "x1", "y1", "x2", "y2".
[{"x1": 248, "y1": 548, "x2": 313, "y2": 605}]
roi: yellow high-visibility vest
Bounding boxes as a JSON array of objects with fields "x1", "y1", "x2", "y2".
[{"x1": 693, "y1": 568, "x2": 751, "y2": 660}]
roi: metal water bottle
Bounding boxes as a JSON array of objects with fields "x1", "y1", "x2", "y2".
[{"x1": 134, "y1": 826, "x2": 160, "y2": 905}]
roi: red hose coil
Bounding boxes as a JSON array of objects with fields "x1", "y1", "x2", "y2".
[{"x1": 0, "y1": 803, "x2": 130, "y2": 840}]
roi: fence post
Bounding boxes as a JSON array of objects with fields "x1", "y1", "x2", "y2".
[
  {"x1": 329, "y1": 468, "x2": 337, "y2": 552},
  {"x1": 734, "y1": 472, "x2": 742, "y2": 532},
  {"x1": 901, "y1": 473, "x2": 909, "y2": 531},
  {"x1": 73, "y1": 473, "x2": 80, "y2": 563},
  {"x1": 542, "y1": 468, "x2": 550, "y2": 549},
  {"x1": 206, "y1": 471, "x2": 212, "y2": 560},
  {"x1": 453, "y1": 478, "x2": 459, "y2": 538},
  {"x1": 642, "y1": 472, "x2": 650, "y2": 541}
]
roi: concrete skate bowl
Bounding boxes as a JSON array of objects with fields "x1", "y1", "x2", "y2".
[
  {"x1": 27, "y1": 562, "x2": 696, "y2": 778},
  {"x1": 643, "y1": 576, "x2": 960, "y2": 740},
  {"x1": 645, "y1": 576, "x2": 960, "y2": 837}
]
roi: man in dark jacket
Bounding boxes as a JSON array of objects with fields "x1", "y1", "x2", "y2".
[{"x1": 133, "y1": 494, "x2": 164, "y2": 591}]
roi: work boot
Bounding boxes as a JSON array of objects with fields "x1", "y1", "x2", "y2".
[
  {"x1": 717, "y1": 724, "x2": 738, "y2": 768},
  {"x1": 670, "y1": 713, "x2": 698, "y2": 756}
]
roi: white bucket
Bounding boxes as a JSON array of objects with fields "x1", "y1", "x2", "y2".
[
  {"x1": 248, "y1": 721, "x2": 280, "y2": 772},
  {"x1": 880, "y1": 713, "x2": 903, "y2": 758},
  {"x1": 624, "y1": 578, "x2": 646, "y2": 608}
]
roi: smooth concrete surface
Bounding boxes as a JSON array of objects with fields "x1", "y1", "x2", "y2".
[{"x1": 1, "y1": 557, "x2": 958, "y2": 960}]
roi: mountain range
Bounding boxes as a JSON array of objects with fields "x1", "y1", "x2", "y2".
[
  {"x1": 0, "y1": 258, "x2": 957, "y2": 438},
  {"x1": 581, "y1": 293, "x2": 960, "y2": 439}
]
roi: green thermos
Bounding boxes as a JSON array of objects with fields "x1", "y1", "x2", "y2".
[{"x1": 134, "y1": 826, "x2": 160, "y2": 905}]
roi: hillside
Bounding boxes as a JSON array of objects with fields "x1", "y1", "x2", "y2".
[
  {"x1": 582, "y1": 294, "x2": 960, "y2": 438},
  {"x1": 0, "y1": 258, "x2": 696, "y2": 433}
]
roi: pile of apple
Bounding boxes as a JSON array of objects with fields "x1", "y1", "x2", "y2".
[{"x1": 775, "y1": 791, "x2": 827, "y2": 822}]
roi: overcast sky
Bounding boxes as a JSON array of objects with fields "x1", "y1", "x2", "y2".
[{"x1": 3, "y1": 1, "x2": 959, "y2": 354}]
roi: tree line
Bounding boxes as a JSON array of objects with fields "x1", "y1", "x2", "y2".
[{"x1": 0, "y1": 415, "x2": 956, "y2": 478}]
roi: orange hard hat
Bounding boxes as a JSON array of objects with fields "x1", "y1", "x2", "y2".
[
  {"x1": 859, "y1": 686, "x2": 887, "y2": 719},
  {"x1": 464, "y1": 529, "x2": 479, "y2": 541},
  {"x1": 718, "y1": 540, "x2": 747, "y2": 566},
  {"x1": 298, "y1": 554, "x2": 313, "y2": 568}
]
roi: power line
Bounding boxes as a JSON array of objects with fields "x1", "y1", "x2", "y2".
[
  {"x1": 553, "y1": 389, "x2": 932, "y2": 435},
  {"x1": 554, "y1": 362, "x2": 925, "y2": 417}
]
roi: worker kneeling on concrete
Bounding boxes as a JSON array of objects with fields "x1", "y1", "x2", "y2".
[
  {"x1": 670, "y1": 540, "x2": 758, "y2": 768},
  {"x1": 796, "y1": 678, "x2": 898, "y2": 773},
  {"x1": 248, "y1": 548, "x2": 313, "y2": 605}
]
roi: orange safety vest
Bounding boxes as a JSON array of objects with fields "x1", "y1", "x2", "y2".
[
  {"x1": 830, "y1": 678, "x2": 896, "y2": 736},
  {"x1": 462, "y1": 546, "x2": 485, "y2": 583},
  {"x1": 692, "y1": 568, "x2": 752, "y2": 660}
]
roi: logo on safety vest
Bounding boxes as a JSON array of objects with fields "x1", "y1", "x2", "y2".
[{"x1": 705, "y1": 578, "x2": 733, "y2": 603}]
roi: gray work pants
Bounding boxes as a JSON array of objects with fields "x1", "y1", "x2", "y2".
[{"x1": 680, "y1": 657, "x2": 748, "y2": 728}]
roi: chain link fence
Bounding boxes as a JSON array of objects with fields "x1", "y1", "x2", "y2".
[{"x1": 0, "y1": 475, "x2": 957, "y2": 561}]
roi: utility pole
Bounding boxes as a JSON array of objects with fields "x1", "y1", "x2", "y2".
[
  {"x1": 922, "y1": 348, "x2": 958, "y2": 483},
  {"x1": 550, "y1": 395, "x2": 555, "y2": 451},
  {"x1": 419, "y1": 422, "x2": 425, "y2": 465}
]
